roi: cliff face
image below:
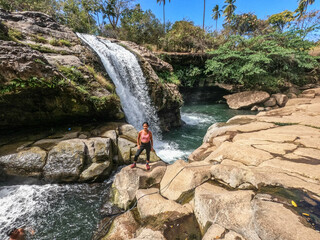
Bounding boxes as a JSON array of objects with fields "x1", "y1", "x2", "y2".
[
  {"x1": 111, "y1": 39, "x2": 183, "y2": 131},
  {"x1": 0, "y1": 9, "x2": 182, "y2": 132},
  {"x1": 0, "y1": 9, "x2": 124, "y2": 130}
]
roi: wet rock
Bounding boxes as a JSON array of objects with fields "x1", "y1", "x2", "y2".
[
  {"x1": 43, "y1": 139, "x2": 86, "y2": 182},
  {"x1": 112, "y1": 161, "x2": 166, "y2": 209},
  {"x1": 253, "y1": 195, "x2": 320, "y2": 240},
  {"x1": 79, "y1": 161, "x2": 112, "y2": 182},
  {"x1": 117, "y1": 137, "x2": 136, "y2": 164},
  {"x1": 223, "y1": 91, "x2": 270, "y2": 109},
  {"x1": 160, "y1": 160, "x2": 211, "y2": 201},
  {"x1": 0, "y1": 147, "x2": 46, "y2": 177},
  {"x1": 83, "y1": 137, "x2": 112, "y2": 163},
  {"x1": 101, "y1": 211, "x2": 139, "y2": 240}
]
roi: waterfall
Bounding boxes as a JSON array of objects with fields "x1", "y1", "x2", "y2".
[{"x1": 76, "y1": 33, "x2": 161, "y2": 137}]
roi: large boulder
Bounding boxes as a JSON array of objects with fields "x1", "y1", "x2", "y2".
[
  {"x1": 0, "y1": 147, "x2": 46, "y2": 177},
  {"x1": 112, "y1": 161, "x2": 167, "y2": 209},
  {"x1": 160, "y1": 160, "x2": 211, "y2": 201},
  {"x1": 136, "y1": 188, "x2": 192, "y2": 219},
  {"x1": 43, "y1": 139, "x2": 86, "y2": 182},
  {"x1": 102, "y1": 211, "x2": 139, "y2": 240},
  {"x1": 272, "y1": 93, "x2": 288, "y2": 107},
  {"x1": 223, "y1": 91, "x2": 270, "y2": 109},
  {"x1": 83, "y1": 137, "x2": 112, "y2": 163},
  {"x1": 79, "y1": 161, "x2": 112, "y2": 182},
  {"x1": 119, "y1": 124, "x2": 139, "y2": 142},
  {"x1": 117, "y1": 137, "x2": 136, "y2": 164},
  {"x1": 194, "y1": 182, "x2": 258, "y2": 238}
]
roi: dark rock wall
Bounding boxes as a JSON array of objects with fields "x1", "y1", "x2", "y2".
[{"x1": 0, "y1": 10, "x2": 124, "y2": 130}]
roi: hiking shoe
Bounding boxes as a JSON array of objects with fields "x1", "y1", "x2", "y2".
[
  {"x1": 146, "y1": 163, "x2": 150, "y2": 170},
  {"x1": 130, "y1": 163, "x2": 136, "y2": 169}
]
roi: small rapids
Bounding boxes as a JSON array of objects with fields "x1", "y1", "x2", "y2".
[{"x1": 0, "y1": 180, "x2": 113, "y2": 240}]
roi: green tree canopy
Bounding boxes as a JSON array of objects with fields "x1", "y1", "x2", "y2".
[
  {"x1": 120, "y1": 4, "x2": 164, "y2": 46},
  {"x1": 165, "y1": 20, "x2": 206, "y2": 52}
]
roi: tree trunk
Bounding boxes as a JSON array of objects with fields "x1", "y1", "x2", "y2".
[
  {"x1": 163, "y1": 3, "x2": 166, "y2": 33},
  {"x1": 203, "y1": 0, "x2": 205, "y2": 30}
]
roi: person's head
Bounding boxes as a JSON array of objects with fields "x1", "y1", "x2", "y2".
[
  {"x1": 8, "y1": 228, "x2": 25, "y2": 240},
  {"x1": 142, "y1": 122, "x2": 149, "y2": 130}
]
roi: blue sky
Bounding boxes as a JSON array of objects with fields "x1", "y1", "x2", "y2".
[{"x1": 137, "y1": 0, "x2": 319, "y2": 31}]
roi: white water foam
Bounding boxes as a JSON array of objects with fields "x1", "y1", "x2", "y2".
[{"x1": 76, "y1": 33, "x2": 161, "y2": 137}]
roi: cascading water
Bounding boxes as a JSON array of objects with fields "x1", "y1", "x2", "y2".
[{"x1": 76, "y1": 33, "x2": 161, "y2": 137}]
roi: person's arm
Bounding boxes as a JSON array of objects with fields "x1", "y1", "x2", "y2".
[
  {"x1": 150, "y1": 131, "x2": 154, "y2": 151},
  {"x1": 137, "y1": 131, "x2": 141, "y2": 149}
]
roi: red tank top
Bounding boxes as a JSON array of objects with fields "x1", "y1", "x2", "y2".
[{"x1": 140, "y1": 131, "x2": 151, "y2": 143}]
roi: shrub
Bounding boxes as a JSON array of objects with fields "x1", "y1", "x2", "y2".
[{"x1": 205, "y1": 31, "x2": 319, "y2": 92}]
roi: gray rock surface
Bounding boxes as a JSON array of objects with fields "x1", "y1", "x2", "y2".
[{"x1": 43, "y1": 139, "x2": 86, "y2": 182}]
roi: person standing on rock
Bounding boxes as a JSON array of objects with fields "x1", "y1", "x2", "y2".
[{"x1": 131, "y1": 122, "x2": 154, "y2": 170}]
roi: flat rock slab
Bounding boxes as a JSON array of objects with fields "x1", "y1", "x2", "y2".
[
  {"x1": 160, "y1": 159, "x2": 211, "y2": 201},
  {"x1": 253, "y1": 196, "x2": 320, "y2": 240},
  {"x1": 136, "y1": 188, "x2": 192, "y2": 219},
  {"x1": 204, "y1": 141, "x2": 273, "y2": 166}
]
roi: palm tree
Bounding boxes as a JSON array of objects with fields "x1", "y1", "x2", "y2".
[
  {"x1": 211, "y1": 4, "x2": 222, "y2": 31},
  {"x1": 296, "y1": 0, "x2": 315, "y2": 18},
  {"x1": 157, "y1": 0, "x2": 171, "y2": 32},
  {"x1": 203, "y1": 0, "x2": 206, "y2": 30},
  {"x1": 223, "y1": 0, "x2": 237, "y2": 23}
]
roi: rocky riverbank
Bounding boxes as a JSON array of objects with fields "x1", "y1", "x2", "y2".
[
  {"x1": 0, "y1": 122, "x2": 159, "y2": 183},
  {"x1": 100, "y1": 88, "x2": 320, "y2": 240}
]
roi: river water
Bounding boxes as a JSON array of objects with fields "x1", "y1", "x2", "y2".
[{"x1": 0, "y1": 103, "x2": 250, "y2": 239}]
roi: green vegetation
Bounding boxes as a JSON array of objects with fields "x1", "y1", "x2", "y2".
[
  {"x1": 49, "y1": 38, "x2": 71, "y2": 47},
  {"x1": 32, "y1": 34, "x2": 48, "y2": 43},
  {"x1": 0, "y1": 77, "x2": 63, "y2": 94},
  {"x1": 0, "y1": 0, "x2": 319, "y2": 92},
  {"x1": 58, "y1": 65, "x2": 85, "y2": 83},
  {"x1": 28, "y1": 43, "x2": 68, "y2": 54},
  {"x1": 8, "y1": 28, "x2": 24, "y2": 41},
  {"x1": 85, "y1": 65, "x2": 115, "y2": 92},
  {"x1": 205, "y1": 31, "x2": 319, "y2": 92}
]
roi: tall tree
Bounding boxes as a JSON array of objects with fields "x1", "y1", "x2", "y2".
[
  {"x1": 223, "y1": 0, "x2": 237, "y2": 23},
  {"x1": 296, "y1": 0, "x2": 316, "y2": 18},
  {"x1": 211, "y1": 4, "x2": 222, "y2": 31},
  {"x1": 101, "y1": 0, "x2": 134, "y2": 30},
  {"x1": 157, "y1": 0, "x2": 171, "y2": 32},
  {"x1": 268, "y1": 10, "x2": 295, "y2": 32},
  {"x1": 203, "y1": 0, "x2": 206, "y2": 30}
]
